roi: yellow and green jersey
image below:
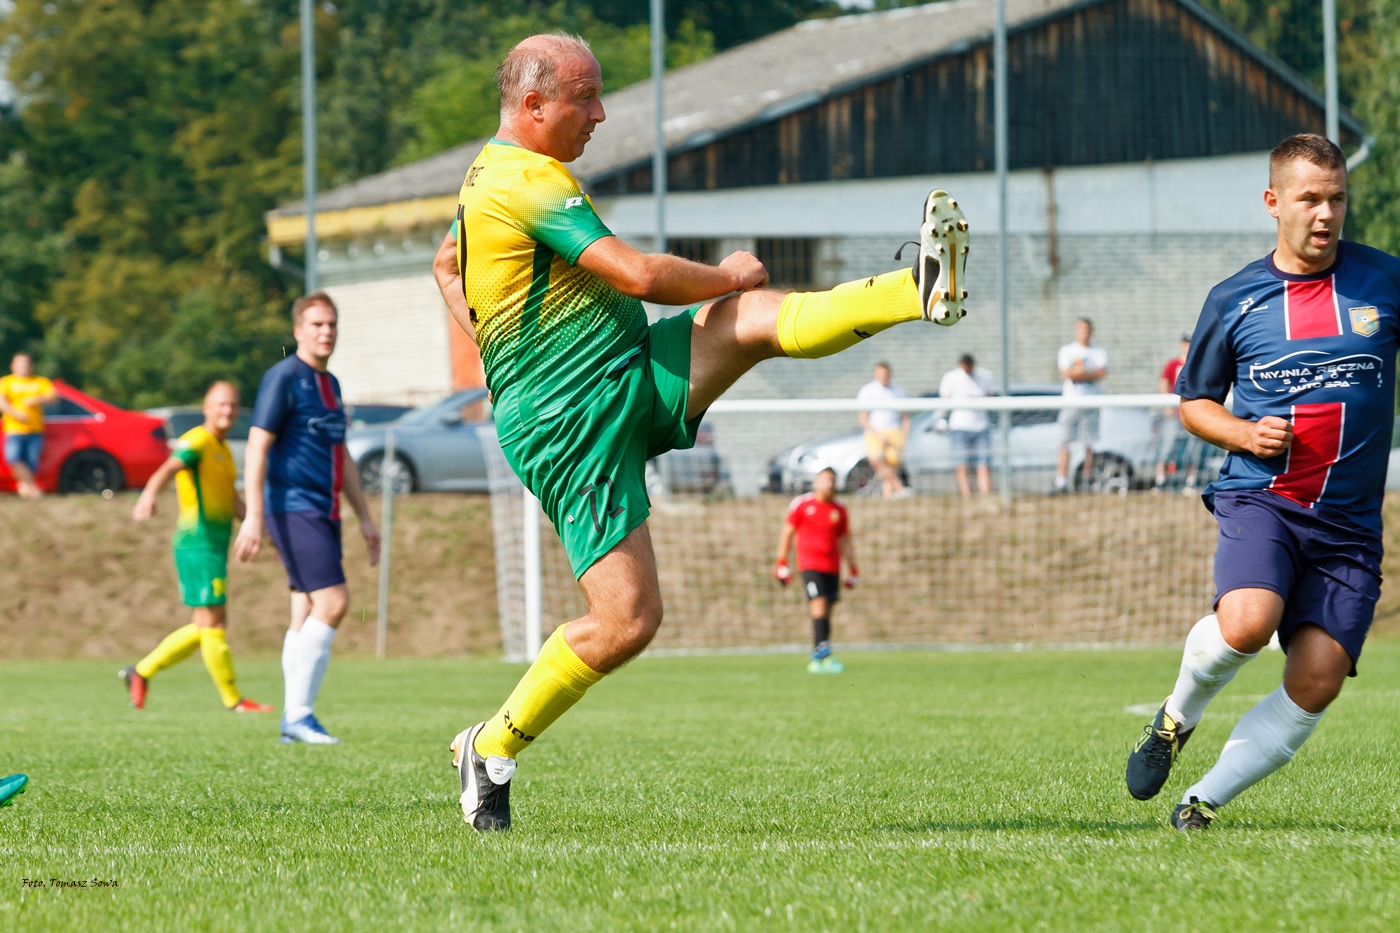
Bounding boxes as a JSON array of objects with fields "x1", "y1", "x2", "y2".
[
  {"x1": 454, "y1": 138, "x2": 647, "y2": 443},
  {"x1": 172, "y1": 426, "x2": 237, "y2": 550}
]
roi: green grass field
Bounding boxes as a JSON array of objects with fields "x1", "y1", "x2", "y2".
[{"x1": 3, "y1": 645, "x2": 1399, "y2": 931}]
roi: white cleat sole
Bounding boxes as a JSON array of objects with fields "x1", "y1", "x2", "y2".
[{"x1": 919, "y1": 189, "x2": 969, "y2": 326}]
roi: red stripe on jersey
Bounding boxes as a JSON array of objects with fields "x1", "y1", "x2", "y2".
[
  {"x1": 1283, "y1": 276, "x2": 1342, "y2": 340},
  {"x1": 1269, "y1": 403, "x2": 1344, "y2": 508},
  {"x1": 315, "y1": 373, "x2": 343, "y2": 520},
  {"x1": 330, "y1": 443, "x2": 344, "y2": 522},
  {"x1": 314, "y1": 372, "x2": 340, "y2": 409}
]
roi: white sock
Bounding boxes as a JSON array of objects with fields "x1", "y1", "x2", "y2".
[
  {"x1": 1164, "y1": 615, "x2": 1257, "y2": 730},
  {"x1": 298, "y1": 616, "x2": 337, "y2": 716},
  {"x1": 1054, "y1": 475, "x2": 1068, "y2": 489},
  {"x1": 282, "y1": 628, "x2": 308, "y2": 722},
  {"x1": 1183, "y1": 684, "x2": 1323, "y2": 807}
]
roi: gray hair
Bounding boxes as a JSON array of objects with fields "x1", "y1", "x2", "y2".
[{"x1": 497, "y1": 33, "x2": 593, "y2": 118}]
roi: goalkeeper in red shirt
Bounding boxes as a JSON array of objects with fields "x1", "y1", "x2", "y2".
[{"x1": 774, "y1": 467, "x2": 858, "y2": 673}]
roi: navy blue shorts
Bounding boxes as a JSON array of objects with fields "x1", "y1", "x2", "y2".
[
  {"x1": 266, "y1": 511, "x2": 345, "y2": 594},
  {"x1": 1212, "y1": 489, "x2": 1381, "y2": 675}
]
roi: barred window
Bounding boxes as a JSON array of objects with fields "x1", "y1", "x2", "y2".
[
  {"x1": 755, "y1": 238, "x2": 818, "y2": 289},
  {"x1": 667, "y1": 238, "x2": 718, "y2": 265}
]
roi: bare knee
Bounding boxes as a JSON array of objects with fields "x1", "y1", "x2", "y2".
[
  {"x1": 1216, "y1": 588, "x2": 1285, "y2": 654},
  {"x1": 193, "y1": 606, "x2": 227, "y2": 629},
  {"x1": 1283, "y1": 625, "x2": 1352, "y2": 713},
  {"x1": 809, "y1": 596, "x2": 829, "y2": 619},
  {"x1": 308, "y1": 585, "x2": 348, "y2": 626}
]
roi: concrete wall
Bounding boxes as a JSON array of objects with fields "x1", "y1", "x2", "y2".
[{"x1": 324, "y1": 274, "x2": 453, "y2": 405}]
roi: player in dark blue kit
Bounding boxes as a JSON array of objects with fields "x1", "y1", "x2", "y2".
[
  {"x1": 1125, "y1": 134, "x2": 1400, "y2": 830},
  {"x1": 234, "y1": 292, "x2": 381, "y2": 745}
]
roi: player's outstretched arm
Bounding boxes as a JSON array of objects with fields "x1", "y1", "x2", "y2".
[
  {"x1": 433, "y1": 232, "x2": 478, "y2": 345},
  {"x1": 340, "y1": 447, "x2": 380, "y2": 567},
  {"x1": 131, "y1": 455, "x2": 188, "y2": 521},
  {"x1": 234, "y1": 427, "x2": 274, "y2": 562},
  {"x1": 577, "y1": 236, "x2": 767, "y2": 306},
  {"x1": 1180, "y1": 398, "x2": 1293, "y2": 459}
]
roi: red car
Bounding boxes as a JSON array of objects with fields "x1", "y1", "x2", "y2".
[{"x1": 0, "y1": 381, "x2": 170, "y2": 494}]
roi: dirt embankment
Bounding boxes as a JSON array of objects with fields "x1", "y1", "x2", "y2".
[
  {"x1": 0, "y1": 493, "x2": 499, "y2": 660},
  {"x1": 4, "y1": 491, "x2": 1398, "y2": 659}
]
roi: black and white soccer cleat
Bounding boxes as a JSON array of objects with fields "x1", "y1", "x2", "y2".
[
  {"x1": 450, "y1": 721, "x2": 516, "y2": 832},
  {"x1": 1126, "y1": 700, "x2": 1195, "y2": 801},
  {"x1": 915, "y1": 188, "x2": 969, "y2": 325}
]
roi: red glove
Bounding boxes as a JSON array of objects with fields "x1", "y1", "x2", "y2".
[
  {"x1": 774, "y1": 559, "x2": 792, "y2": 586},
  {"x1": 843, "y1": 567, "x2": 859, "y2": 590}
]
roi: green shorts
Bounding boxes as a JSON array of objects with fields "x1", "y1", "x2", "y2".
[
  {"x1": 501, "y1": 309, "x2": 702, "y2": 579},
  {"x1": 174, "y1": 546, "x2": 229, "y2": 607}
]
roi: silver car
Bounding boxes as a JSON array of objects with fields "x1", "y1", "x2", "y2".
[
  {"x1": 767, "y1": 387, "x2": 1165, "y2": 495},
  {"x1": 347, "y1": 388, "x2": 728, "y2": 495}
]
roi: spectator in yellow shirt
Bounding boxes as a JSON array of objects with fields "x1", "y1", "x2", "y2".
[{"x1": 0, "y1": 352, "x2": 58, "y2": 499}]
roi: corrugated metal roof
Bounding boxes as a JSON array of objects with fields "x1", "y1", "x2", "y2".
[
  {"x1": 269, "y1": 0, "x2": 1359, "y2": 219},
  {"x1": 269, "y1": 0, "x2": 1080, "y2": 218}
]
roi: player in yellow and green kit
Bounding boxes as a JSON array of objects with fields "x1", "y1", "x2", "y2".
[
  {"x1": 119, "y1": 382, "x2": 273, "y2": 714},
  {"x1": 433, "y1": 34, "x2": 969, "y2": 831}
]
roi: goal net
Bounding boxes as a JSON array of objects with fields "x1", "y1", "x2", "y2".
[{"x1": 483, "y1": 395, "x2": 1221, "y2": 661}]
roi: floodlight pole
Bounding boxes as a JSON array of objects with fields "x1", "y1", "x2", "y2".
[
  {"x1": 994, "y1": 0, "x2": 1012, "y2": 503},
  {"x1": 1322, "y1": 0, "x2": 1339, "y2": 144},
  {"x1": 300, "y1": 0, "x2": 319, "y2": 291},
  {"x1": 651, "y1": 0, "x2": 667, "y2": 253}
]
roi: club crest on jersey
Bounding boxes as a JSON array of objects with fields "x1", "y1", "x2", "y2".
[{"x1": 1349, "y1": 306, "x2": 1379, "y2": 337}]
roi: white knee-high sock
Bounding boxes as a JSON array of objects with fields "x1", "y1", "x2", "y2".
[
  {"x1": 283, "y1": 627, "x2": 313, "y2": 723},
  {"x1": 1184, "y1": 684, "x2": 1323, "y2": 807},
  {"x1": 1165, "y1": 615, "x2": 1257, "y2": 730},
  {"x1": 298, "y1": 617, "x2": 336, "y2": 716}
]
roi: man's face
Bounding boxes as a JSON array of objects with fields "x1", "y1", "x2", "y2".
[
  {"x1": 204, "y1": 386, "x2": 240, "y2": 435},
  {"x1": 1075, "y1": 321, "x2": 1092, "y2": 346},
  {"x1": 875, "y1": 366, "x2": 890, "y2": 387},
  {"x1": 1266, "y1": 159, "x2": 1347, "y2": 269},
  {"x1": 1179, "y1": 340, "x2": 1190, "y2": 361},
  {"x1": 11, "y1": 354, "x2": 32, "y2": 377},
  {"x1": 960, "y1": 361, "x2": 974, "y2": 374},
  {"x1": 294, "y1": 302, "x2": 338, "y2": 362},
  {"x1": 536, "y1": 54, "x2": 605, "y2": 162},
  {"x1": 814, "y1": 470, "x2": 836, "y2": 499}
]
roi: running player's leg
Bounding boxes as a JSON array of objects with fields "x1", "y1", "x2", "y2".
[
  {"x1": 808, "y1": 590, "x2": 831, "y2": 669},
  {"x1": 1176, "y1": 624, "x2": 1344, "y2": 827},
  {"x1": 193, "y1": 604, "x2": 272, "y2": 712},
  {"x1": 122, "y1": 620, "x2": 201, "y2": 709}
]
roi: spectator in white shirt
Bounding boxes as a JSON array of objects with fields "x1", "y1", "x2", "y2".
[
  {"x1": 856, "y1": 362, "x2": 910, "y2": 498},
  {"x1": 938, "y1": 354, "x2": 998, "y2": 498},
  {"x1": 1054, "y1": 318, "x2": 1109, "y2": 493}
]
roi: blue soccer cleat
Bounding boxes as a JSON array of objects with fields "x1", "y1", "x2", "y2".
[
  {"x1": 280, "y1": 714, "x2": 341, "y2": 745},
  {"x1": 0, "y1": 773, "x2": 29, "y2": 808}
]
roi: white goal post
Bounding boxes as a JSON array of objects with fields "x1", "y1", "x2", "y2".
[{"x1": 486, "y1": 394, "x2": 1216, "y2": 662}]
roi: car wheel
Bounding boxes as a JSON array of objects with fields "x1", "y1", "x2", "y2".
[
  {"x1": 359, "y1": 451, "x2": 416, "y2": 495},
  {"x1": 1075, "y1": 453, "x2": 1132, "y2": 495},
  {"x1": 58, "y1": 450, "x2": 125, "y2": 494},
  {"x1": 845, "y1": 460, "x2": 878, "y2": 495}
]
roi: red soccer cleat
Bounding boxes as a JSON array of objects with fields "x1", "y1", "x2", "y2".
[
  {"x1": 118, "y1": 666, "x2": 147, "y2": 710},
  {"x1": 231, "y1": 698, "x2": 275, "y2": 713}
]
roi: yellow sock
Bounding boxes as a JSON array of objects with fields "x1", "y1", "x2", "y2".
[
  {"x1": 199, "y1": 628, "x2": 242, "y2": 708},
  {"x1": 135, "y1": 623, "x2": 201, "y2": 680},
  {"x1": 776, "y1": 268, "x2": 923, "y2": 359},
  {"x1": 474, "y1": 623, "x2": 605, "y2": 759}
]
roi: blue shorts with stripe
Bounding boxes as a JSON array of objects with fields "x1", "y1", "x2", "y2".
[
  {"x1": 1211, "y1": 488, "x2": 1381, "y2": 676},
  {"x1": 267, "y1": 510, "x2": 345, "y2": 594}
]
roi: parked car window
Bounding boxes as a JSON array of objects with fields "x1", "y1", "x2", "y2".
[
  {"x1": 167, "y1": 412, "x2": 204, "y2": 436},
  {"x1": 397, "y1": 389, "x2": 491, "y2": 426},
  {"x1": 43, "y1": 397, "x2": 95, "y2": 418},
  {"x1": 229, "y1": 410, "x2": 253, "y2": 440}
]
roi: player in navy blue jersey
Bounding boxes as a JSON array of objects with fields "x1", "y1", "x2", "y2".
[
  {"x1": 1125, "y1": 134, "x2": 1400, "y2": 830},
  {"x1": 234, "y1": 292, "x2": 381, "y2": 745}
]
